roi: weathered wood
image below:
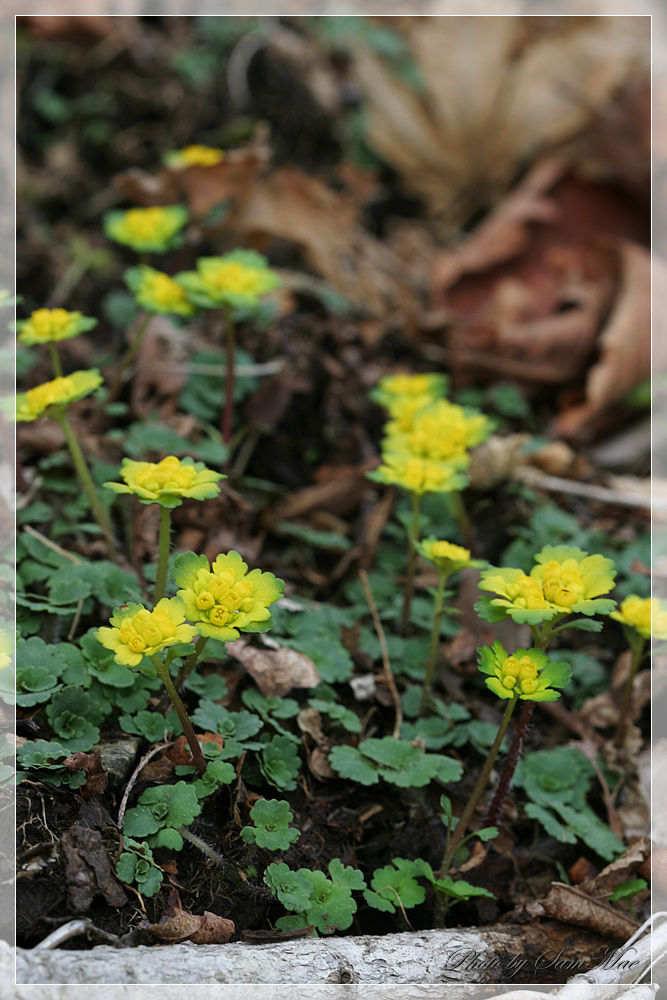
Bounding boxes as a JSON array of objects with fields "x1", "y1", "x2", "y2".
[{"x1": 6, "y1": 920, "x2": 621, "y2": 986}]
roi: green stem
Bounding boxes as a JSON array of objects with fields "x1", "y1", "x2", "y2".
[
  {"x1": 152, "y1": 655, "x2": 207, "y2": 776},
  {"x1": 419, "y1": 570, "x2": 448, "y2": 715},
  {"x1": 437, "y1": 694, "x2": 518, "y2": 885},
  {"x1": 175, "y1": 635, "x2": 210, "y2": 689},
  {"x1": 107, "y1": 311, "x2": 152, "y2": 403},
  {"x1": 221, "y1": 306, "x2": 236, "y2": 465},
  {"x1": 57, "y1": 410, "x2": 115, "y2": 553},
  {"x1": 153, "y1": 505, "x2": 171, "y2": 604},
  {"x1": 450, "y1": 490, "x2": 477, "y2": 555},
  {"x1": 48, "y1": 343, "x2": 63, "y2": 378},
  {"x1": 614, "y1": 633, "x2": 647, "y2": 746},
  {"x1": 400, "y1": 492, "x2": 422, "y2": 633}
]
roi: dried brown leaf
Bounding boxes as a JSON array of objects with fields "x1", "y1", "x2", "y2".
[
  {"x1": 227, "y1": 638, "x2": 320, "y2": 697},
  {"x1": 577, "y1": 837, "x2": 651, "y2": 897},
  {"x1": 63, "y1": 750, "x2": 107, "y2": 801},
  {"x1": 61, "y1": 823, "x2": 127, "y2": 913},
  {"x1": 143, "y1": 890, "x2": 234, "y2": 944},
  {"x1": 541, "y1": 882, "x2": 639, "y2": 941},
  {"x1": 553, "y1": 241, "x2": 651, "y2": 438}
]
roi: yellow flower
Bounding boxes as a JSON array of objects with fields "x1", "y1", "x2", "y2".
[
  {"x1": 382, "y1": 393, "x2": 440, "y2": 432},
  {"x1": 175, "y1": 250, "x2": 281, "y2": 310},
  {"x1": 416, "y1": 538, "x2": 484, "y2": 576},
  {"x1": 13, "y1": 369, "x2": 103, "y2": 422},
  {"x1": 104, "y1": 205, "x2": 189, "y2": 253},
  {"x1": 371, "y1": 372, "x2": 447, "y2": 409},
  {"x1": 96, "y1": 598, "x2": 197, "y2": 668},
  {"x1": 478, "y1": 641, "x2": 571, "y2": 701},
  {"x1": 165, "y1": 145, "x2": 225, "y2": 168},
  {"x1": 16, "y1": 308, "x2": 97, "y2": 345},
  {"x1": 386, "y1": 399, "x2": 493, "y2": 467},
  {"x1": 0, "y1": 627, "x2": 14, "y2": 670},
  {"x1": 610, "y1": 595, "x2": 667, "y2": 640},
  {"x1": 477, "y1": 545, "x2": 617, "y2": 625},
  {"x1": 173, "y1": 550, "x2": 285, "y2": 642},
  {"x1": 368, "y1": 454, "x2": 468, "y2": 495},
  {"x1": 104, "y1": 456, "x2": 224, "y2": 509},
  {"x1": 125, "y1": 266, "x2": 196, "y2": 316}
]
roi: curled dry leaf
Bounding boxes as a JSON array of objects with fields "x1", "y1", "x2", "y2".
[
  {"x1": 552, "y1": 241, "x2": 651, "y2": 439},
  {"x1": 227, "y1": 637, "x2": 320, "y2": 697},
  {"x1": 308, "y1": 745, "x2": 337, "y2": 782},
  {"x1": 577, "y1": 837, "x2": 651, "y2": 897},
  {"x1": 297, "y1": 707, "x2": 325, "y2": 745},
  {"x1": 142, "y1": 890, "x2": 234, "y2": 945},
  {"x1": 539, "y1": 882, "x2": 640, "y2": 941}
]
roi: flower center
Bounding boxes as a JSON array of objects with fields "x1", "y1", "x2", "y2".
[
  {"x1": 540, "y1": 560, "x2": 585, "y2": 608},
  {"x1": 430, "y1": 541, "x2": 470, "y2": 562},
  {"x1": 145, "y1": 272, "x2": 189, "y2": 309},
  {"x1": 124, "y1": 207, "x2": 173, "y2": 240},
  {"x1": 134, "y1": 457, "x2": 196, "y2": 492},
  {"x1": 506, "y1": 575, "x2": 548, "y2": 609},
  {"x1": 205, "y1": 261, "x2": 264, "y2": 296},
  {"x1": 26, "y1": 378, "x2": 71, "y2": 413}
]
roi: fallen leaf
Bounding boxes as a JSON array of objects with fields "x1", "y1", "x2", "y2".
[
  {"x1": 63, "y1": 750, "x2": 107, "y2": 801},
  {"x1": 297, "y1": 707, "x2": 325, "y2": 745},
  {"x1": 353, "y1": 16, "x2": 649, "y2": 222},
  {"x1": 577, "y1": 838, "x2": 651, "y2": 897},
  {"x1": 227, "y1": 637, "x2": 320, "y2": 697},
  {"x1": 552, "y1": 241, "x2": 651, "y2": 439},
  {"x1": 308, "y1": 746, "x2": 337, "y2": 782},
  {"x1": 61, "y1": 823, "x2": 128, "y2": 913},
  {"x1": 540, "y1": 882, "x2": 639, "y2": 941},
  {"x1": 142, "y1": 889, "x2": 234, "y2": 944}
]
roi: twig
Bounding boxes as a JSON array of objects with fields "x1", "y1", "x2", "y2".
[
  {"x1": 359, "y1": 568, "x2": 402, "y2": 738},
  {"x1": 117, "y1": 738, "x2": 173, "y2": 830},
  {"x1": 23, "y1": 525, "x2": 82, "y2": 564},
  {"x1": 517, "y1": 467, "x2": 654, "y2": 511}
]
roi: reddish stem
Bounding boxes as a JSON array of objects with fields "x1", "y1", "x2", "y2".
[{"x1": 483, "y1": 699, "x2": 534, "y2": 827}]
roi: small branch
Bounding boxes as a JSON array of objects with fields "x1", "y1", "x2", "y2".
[
  {"x1": 117, "y1": 739, "x2": 174, "y2": 830},
  {"x1": 359, "y1": 568, "x2": 402, "y2": 738},
  {"x1": 22, "y1": 525, "x2": 82, "y2": 564}
]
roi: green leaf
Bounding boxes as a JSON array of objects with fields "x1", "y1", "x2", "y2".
[
  {"x1": 260, "y1": 736, "x2": 301, "y2": 791},
  {"x1": 609, "y1": 879, "x2": 647, "y2": 902},
  {"x1": 264, "y1": 862, "x2": 313, "y2": 912},
  {"x1": 119, "y1": 710, "x2": 183, "y2": 742},
  {"x1": 184, "y1": 672, "x2": 228, "y2": 701},
  {"x1": 308, "y1": 699, "x2": 361, "y2": 734},
  {"x1": 367, "y1": 858, "x2": 425, "y2": 913},
  {"x1": 191, "y1": 701, "x2": 263, "y2": 743},
  {"x1": 328, "y1": 745, "x2": 379, "y2": 786},
  {"x1": 241, "y1": 798, "x2": 300, "y2": 850},
  {"x1": 133, "y1": 780, "x2": 202, "y2": 832}
]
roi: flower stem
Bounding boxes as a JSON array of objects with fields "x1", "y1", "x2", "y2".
[
  {"x1": 57, "y1": 410, "x2": 115, "y2": 553},
  {"x1": 152, "y1": 655, "x2": 207, "y2": 776},
  {"x1": 221, "y1": 306, "x2": 236, "y2": 467},
  {"x1": 48, "y1": 343, "x2": 63, "y2": 378},
  {"x1": 483, "y1": 698, "x2": 534, "y2": 827},
  {"x1": 107, "y1": 311, "x2": 151, "y2": 403},
  {"x1": 450, "y1": 490, "x2": 477, "y2": 556},
  {"x1": 614, "y1": 634, "x2": 647, "y2": 746},
  {"x1": 175, "y1": 635, "x2": 209, "y2": 689},
  {"x1": 153, "y1": 505, "x2": 171, "y2": 604},
  {"x1": 420, "y1": 571, "x2": 448, "y2": 715},
  {"x1": 400, "y1": 492, "x2": 422, "y2": 633},
  {"x1": 438, "y1": 694, "x2": 517, "y2": 881}
]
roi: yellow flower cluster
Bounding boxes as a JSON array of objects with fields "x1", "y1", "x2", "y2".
[
  {"x1": 611, "y1": 595, "x2": 667, "y2": 640},
  {"x1": 104, "y1": 456, "x2": 223, "y2": 509},
  {"x1": 165, "y1": 145, "x2": 225, "y2": 168},
  {"x1": 478, "y1": 545, "x2": 617, "y2": 625},
  {"x1": 14, "y1": 370, "x2": 103, "y2": 422},
  {"x1": 416, "y1": 538, "x2": 483, "y2": 576},
  {"x1": 175, "y1": 250, "x2": 281, "y2": 310},
  {"x1": 96, "y1": 598, "x2": 196, "y2": 668},
  {"x1": 368, "y1": 372, "x2": 490, "y2": 496},
  {"x1": 125, "y1": 266, "x2": 195, "y2": 316},
  {"x1": 478, "y1": 641, "x2": 571, "y2": 702},
  {"x1": 16, "y1": 308, "x2": 97, "y2": 345},
  {"x1": 104, "y1": 204, "x2": 189, "y2": 254},
  {"x1": 173, "y1": 550, "x2": 284, "y2": 642}
]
